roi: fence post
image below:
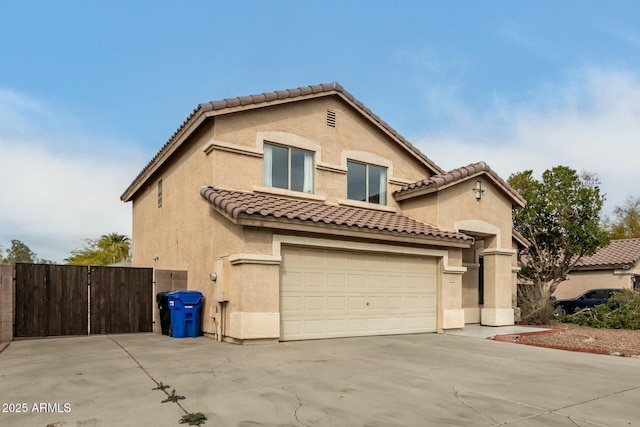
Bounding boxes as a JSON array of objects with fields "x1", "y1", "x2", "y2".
[{"x1": 0, "y1": 264, "x2": 14, "y2": 343}]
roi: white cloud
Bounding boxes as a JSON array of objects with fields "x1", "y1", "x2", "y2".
[
  {"x1": 416, "y1": 68, "x2": 640, "y2": 215},
  {"x1": 0, "y1": 89, "x2": 147, "y2": 262}
]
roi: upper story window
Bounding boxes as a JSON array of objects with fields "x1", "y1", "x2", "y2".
[
  {"x1": 263, "y1": 143, "x2": 314, "y2": 193},
  {"x1": 157, "y1": 179, "x2": 163, "y2": 208},
  {"x1": 347, "y1": 161, "x2": 387, "y2": 205}
]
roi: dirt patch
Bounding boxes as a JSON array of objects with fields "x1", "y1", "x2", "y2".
[{"x1": 495, "y1": 324, "x2": 640, "y2": 358}]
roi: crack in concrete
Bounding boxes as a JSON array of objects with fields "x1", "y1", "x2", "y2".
[
  {"x1": 210, "y1": 357, "x2": 232, "y2": 377},
  {"x1": 282, "y1": 387, "x2": 307, "y2": 427},
  {"x1": 107, "y1": 335, "x2": 190, "y2": 415},
  {"x1": 487, "y1": 383, "x2": 640, "y2": 426},
  {"x1": 452, "y1": 386, "x2": 499, "y2": 424}
]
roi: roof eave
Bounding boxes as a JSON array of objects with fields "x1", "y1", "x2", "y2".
[
  {"x1": 123, "y1": 82, "x2": 446, "y2": 202},
  {"x1": 573, "y1": 264, "x2": 631, "y2": 271},
  {"x1": 234, "y1": 215, "x2": 473, "y2": 248},
  {"x1": 121, "y1": 108, "x2": 208, "y2": 202},
  {"x1": 394, "y1": 170, "x2": 527, "y2": 208},
  {"x1": 331, "y1": 93, "x2": 444, "y2": 176}
]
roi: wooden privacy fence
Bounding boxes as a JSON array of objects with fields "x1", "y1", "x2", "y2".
[{"x1": 14, "y1": 263, "x2": 153, "y2": 337}]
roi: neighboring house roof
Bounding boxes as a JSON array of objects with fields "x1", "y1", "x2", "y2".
[
  {"x1": 108, "y1": 260, "x2": 132, "y2": 267},
  {"x1": 200, "y1": 186, "x2": 474, "y2": 247},
  {"x1": 574, "y1": 238, "x2": 640, "y2": 270},
  {"x1": 121, "y1": 82, "x2": 445, "y2": 202},
  {"x1": 393, "y1": 161, "x2": 526, "y2": 208},
  {"x1": 512, "y1": 229, "x2": 530, "y2": 248}
]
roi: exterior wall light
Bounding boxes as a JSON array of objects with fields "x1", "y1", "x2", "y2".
[{"x1": 474, "y1": 180, "x2": 484, "y2": 200}]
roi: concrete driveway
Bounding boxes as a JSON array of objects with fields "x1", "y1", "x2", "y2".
[{"x1": 1, "y1": 332, "x2": 639, "y2": 427}]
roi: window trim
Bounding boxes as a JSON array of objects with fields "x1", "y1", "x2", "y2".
[
  {"x1": 346, "y1": 160, "x2": 388, "y2": 205},
  {"x1": 263, "y1": 142, "x2": 315, "y2": 194}
]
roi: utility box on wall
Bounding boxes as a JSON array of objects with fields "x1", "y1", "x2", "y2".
[{"x1": 213, "y1": 258, "x2": 230, "y2": 302}]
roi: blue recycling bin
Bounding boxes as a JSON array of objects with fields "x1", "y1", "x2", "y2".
[{"x1": 166, "y1": 290, "x2": 203, "y2": 338}]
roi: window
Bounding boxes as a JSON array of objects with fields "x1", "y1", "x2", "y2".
[
  {"x1": 263, "y1": 143, "x2": 314, "y2": 193},
  {"x1": 347, "y1": 161, "x2": 387, "y2": 205},
  {"x1": 157, "y1": 179, "x2": 163, "y2": 207}
]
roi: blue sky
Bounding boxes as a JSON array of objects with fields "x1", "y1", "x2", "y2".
[{"x1": 1, "y1": 1, "x2": 640, "y2": 262}]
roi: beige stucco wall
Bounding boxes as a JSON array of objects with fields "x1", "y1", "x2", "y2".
[
  {"x1": 554, "y1": 269, "x2": 636, "y2": 299},
  {"x1": 400, "y1": 179, "x2": 516, "y2": 326},
  {"x1": 208, "y1": 97, "x2": 431, "y2": 207}
]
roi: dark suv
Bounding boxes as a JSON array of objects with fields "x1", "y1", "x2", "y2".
[{"x1": 554, "y1": 288, "x2": 623, "y2": 316}]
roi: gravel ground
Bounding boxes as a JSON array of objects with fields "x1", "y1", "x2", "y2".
[{"x1": 519, "y1": 323, "x2": 640, "y2": 357}]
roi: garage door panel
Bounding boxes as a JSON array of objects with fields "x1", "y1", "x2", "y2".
[
  {"x1": 304, "y1": 296, "x2": 325, "y2": 311},
  {"x1": 281, "y1": 271, "x2": 303, "y2": 288},
  {"x1": 347, "y1": 318, "x2": 366, "y2": 333},
  {"x1": 404, "y1": 316, "x2": 428, "y2": 330},
  {"x1": 403, "y1": 297, "x2": 420, "y2": 310},
  {"x1": 304, "y1": 272, "x2": 324, "y2": 287},
  {"x1": 347, "y1": 296, "x2": 367, "y2": 310},
  {"x1": 281, "y1": 296, "x2": 302, "y2": 311},
  {"x1": 402, "y1": 275, "x2": 424, "y2": 289},
  {"x1": 326, "y1": 273, "x2": 346, "y2": 288},
  {"x1": 420, "y1": 294, "x2": 437, "y2": 310},
  {"x1": 282, "y1": 320, "x2": 302, "y2": 336},
  {"x1": 327, "y1": 296, "x2": 346, "y2": 310},
  {"x1": 387, "y1": 317, "x2": 403, "y2": 331},
  {"x1": 280, "y1": 247, "x2": 437, "y2": 340},
  {"x1": 327, "y1": 319, "x2": 347, "y2": 333},
  {"x1": 387, "y1": 296, "x2": 403, "y2": 309},
  {"x1": 368, "y1": 275, "x2": 386, "y2": 288},
  {"x1": 367, "y1": 318, "x2": 385, "y2": 332},
  {"x1": 368, "y1": 296, "x2": 386, "y2": 309},
  {"x1": 347, "y1": 274, "x2": 367, "y2": 287},
  {"x1": 304, "y1": 320, "x2": 325, "y2": 334},
  {"x1": 325, "y1": 251, "x2": 349, "y2": 268}
]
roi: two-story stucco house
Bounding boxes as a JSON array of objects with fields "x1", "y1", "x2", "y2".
[{"x1": 121, "y1": 82, "x2": 526, "y2": 343}]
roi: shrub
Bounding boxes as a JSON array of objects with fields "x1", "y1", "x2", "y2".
[
  {"x1": 518, "y1": 284, "x2": 556, "y2": 325},
  {"x1": 564, "y1": 289, "x2": 640, "y2": 330}
]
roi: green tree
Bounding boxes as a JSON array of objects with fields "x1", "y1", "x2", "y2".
[
  {"x1": 65, "y1": 233, "x2": 131, "y2": 266},
  {"x1": 605, "y1": 196, "x2": 640, "y2": 239},
  {"x1": 4, "y1": 239, "x2": 37, "y2": 264},
  {"x1": 508, "y1": 166, "x2": 609, "y2": 324}
]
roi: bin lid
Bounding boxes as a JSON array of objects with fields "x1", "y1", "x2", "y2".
[{"x1": 167, "y1": 290, "x2": 203, "y2": 305}]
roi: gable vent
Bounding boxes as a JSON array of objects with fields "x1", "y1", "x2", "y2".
[{"x1": 326, "y1": 109, "x2": 336, "y2": 128}]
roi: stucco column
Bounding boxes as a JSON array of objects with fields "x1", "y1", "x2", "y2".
[
  {"x1": 226, "y1": 259, "x2": 281, "y2": 342},
  {"x1": 481, "y1": 248, "x2": 516, "y2": 326},
  {"x1": 0, "y1": 264, "x2": 14, "y2": 343},
  {"x1": 441, "y1": 250, "x2": 466, "y2": 330}
]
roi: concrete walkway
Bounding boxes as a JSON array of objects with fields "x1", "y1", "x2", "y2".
[
  {"x1": 1, "y1": 333, "x2": 639, "y2": 426},
  {"x1": 446, "y1": 324, "x2": 552, "y2": 339}
]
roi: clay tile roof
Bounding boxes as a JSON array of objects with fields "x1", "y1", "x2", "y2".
[
  {"x1": 121, "y1": 82, "x2": 444, "y2": 202},
  {"x1": 395, "y1": 161, "x2": 526, "y2": 207},
  {"x1": 200, "y1": 186, "x2": 473, "y2": 244},
  {"x1": 575, "y1": 238, "x2": 640, "y2": 269}
]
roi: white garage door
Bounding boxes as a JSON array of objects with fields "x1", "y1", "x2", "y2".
[{"x1": 280, "y1": 246, "x2": 437, "y2": 341}]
